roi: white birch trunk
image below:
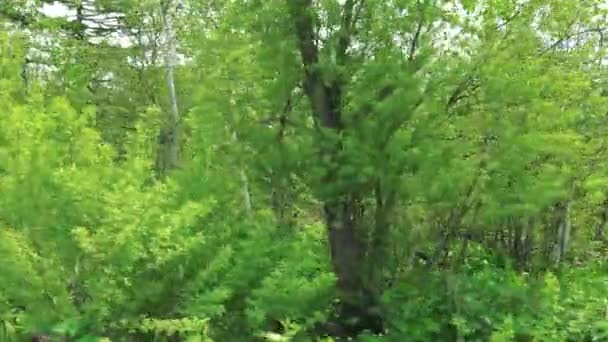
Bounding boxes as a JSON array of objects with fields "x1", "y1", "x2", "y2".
[{"x1": 160, "y1": 0, "x2": 180, "y2": 171}]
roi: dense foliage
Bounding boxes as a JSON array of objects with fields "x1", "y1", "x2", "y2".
[{"x1": 3, "y1": 0, "x2": 608, "y2": 341}]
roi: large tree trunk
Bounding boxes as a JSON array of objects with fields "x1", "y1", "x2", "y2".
[{"x1": 287, "y1": 0, "x2": 380, "y2": 336}]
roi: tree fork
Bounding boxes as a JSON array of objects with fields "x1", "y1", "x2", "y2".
[{"x1": 287, "y1": 0, "x2": 382, "y2": 336}]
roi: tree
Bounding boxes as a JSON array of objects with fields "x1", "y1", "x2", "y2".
[{"x1": 4, "y1": 0, "x2": 608, "y2": 340}]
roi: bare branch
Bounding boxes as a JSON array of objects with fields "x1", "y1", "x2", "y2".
[
  {"x1": 408, "y1": 18, "x2": 424, "y2": 61},
  {"x1": 540, "y1": 27, "x2": 607, "y2": 56},
  {"x1": 447, "y1": 76, "x2": 479, "y2": 109},
  {"x1": 496, "y1": 9, "x2": 521, "y2": 31}
]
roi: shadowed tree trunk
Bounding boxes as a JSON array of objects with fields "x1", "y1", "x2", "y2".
[
  {"x1": 286, "y1": 0, "x2": 381, "y2": 335},
  {"x1": 595, "y1": 197, "x2": 608, "y2": 240}
]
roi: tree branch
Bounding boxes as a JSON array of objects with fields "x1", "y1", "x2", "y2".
[
  {"x1": 539, "y1": 27, "x2": 607, "y2": 56},
  {"x1": 447, "y1": 76, "x2": 479, "y2": 109},
  {"x1": 408, "y1": 3, "x2": 425, "y2": 62},
  {"x1": 288, "y1": 0, "x2": 319, "y2": 69},
  {"x1": 337, "y1": 0, "x2": 357, "y2": 62},
  {"x1": 496, "y1": 9, "x2": 521, "y2": 31}
]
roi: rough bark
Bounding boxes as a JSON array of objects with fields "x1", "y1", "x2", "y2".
[
  {"x1": 287, "y1": 0, "x2": 365, "y2": 294},
  {"x1": 287, "y1": 1, "x2": 381, "y2": 335}
]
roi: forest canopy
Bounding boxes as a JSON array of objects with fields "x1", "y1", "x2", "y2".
[{"x1": 2, "y1": 0, "x2": 608, "y2": 341}]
